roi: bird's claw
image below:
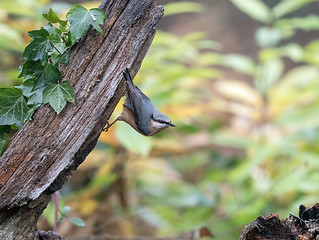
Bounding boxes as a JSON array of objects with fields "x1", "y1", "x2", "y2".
[{"x1": 102, "y1": 121, "x2": 110, "y2": 132}]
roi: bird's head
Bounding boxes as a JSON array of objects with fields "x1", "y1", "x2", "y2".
[{"x1": 149, "y1": 111, "x2": 175, "y2": 136}]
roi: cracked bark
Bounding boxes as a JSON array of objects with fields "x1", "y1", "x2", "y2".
[
  {"x1": 0, "y1": 0, "x2": 163, "y2": 239},
  {"x1": 240, "y1": 203, "x2": 319, "y2": 240}
]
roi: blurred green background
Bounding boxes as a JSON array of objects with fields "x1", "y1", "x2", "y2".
[{"x1": 2, "y1": 0, "x2": 319, "y2": 239}]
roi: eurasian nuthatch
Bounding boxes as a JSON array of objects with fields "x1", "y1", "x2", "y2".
[{"x1": 103, "y1": 68, "x2": 175, "y2": 136}]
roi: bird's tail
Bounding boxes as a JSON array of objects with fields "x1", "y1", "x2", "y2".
[{"x1": 123, "y1": 68, "x2": 133, "y2": 83}]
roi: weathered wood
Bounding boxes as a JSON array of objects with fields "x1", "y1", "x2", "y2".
[
  {"x1": 240, "y1": 203, "x2": 319, "y2": 240},
  {"x1": 35, "y1": 230, "x2": 66, "y2": 240},
  {"x1": 0, "y1": 0, "x2": 163, "y2": 239}
]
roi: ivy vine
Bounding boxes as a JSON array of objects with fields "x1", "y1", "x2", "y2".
[{"x1": 0, "y1": 5, "x2": 106, "y2": 155}]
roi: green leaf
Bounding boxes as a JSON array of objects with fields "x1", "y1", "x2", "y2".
[
  {"x1": 272, "y1": 0, "x2": 317, "y2": 19},
  {"x1": 280, "y1": 66, "x2": 319, "y2": 87},
  {"x1": 230, "y1": 0, "x2": 271, "y2": 23},
  {"x1": 15, "y1": 79, "x2": 35, "y2": 97},
  {"x1": 115, "y1": 123, "x2": 152, "y2": 156},
  {"x1": 43, "y1": 8, "x2": 60, "y2": 23},
  {"x1": 27, "y1": 29, "x2": 49, "y2": 39},
  {"x1": 28, "y1": 88, "x2": 45, "y2": 105},
  {"x1": 43, "y1": 8, "x2": 67, "y2": 27},
  {"x1": 69, "y1": 217, "x2": 86, "y2": 227},
  {"x1": 164, "y1": 2, "x2": 203, "y2": 16},
  {"x1": 43, "y1": 83, "x2": 67, "y2": 114},
  {"x1": 275, "y1": 15, "x2": 319, "y2": 35},
  {"x1": 25, "y1": 104, "x2": 40, "y2": 121},
  {"x1": 0, "y1": 88, "x2": 30, "y2": 128},
  {"x1": 43, "y1": 23, "x2": 67, "y2": 55},
  {"x1": 33, "y1": 62, "x2": 61, "y2": 90},
  {"x1": 221, "y1": 54, "x2": 256, "y2": 75},
  {"x1": 66, "y1": 5, "x2": 106, "y2": 40},
  {"x1": 22, "y1": 29, "x2": 52, "y2": 62},
  {"x1": 60, "y1": 81, "x2": 75, "y2": 103},
  {"x1": 66, "y1": 31, "x2": 76, "y2": 47},
  {"x1": 0, "y1": 133, "x2": 9, "y2": 156},
  {"x1": 43, "y1": 23, "x2": 62, "y2": 38},
  {"x1": 22, "y1": 74, "x2": 36, "y2": 83},
  {"x1": 15, "y1": 79, "x2": 44, "y2": 105},
  {"x1": 280, "y1": 43, "x2": 303, "y2": 62},
  {"x1": 0, "y1": 125, "x2": 11, "y2": 134},
  {"x1": 61, "y1": 206, "x2": 71, "y2": 216},
  {"x1": 18, "y1": 61, "x2": 34, "y2": 78},
  {"x1": 259, "y1": 44, "x2": 303, "y2": 62},
  {"x1": 255, "y1": 59, "x2": 284, "y2": 94},
  {"x1": 51, "y1": 51, "x2": 70, "y2": 65},
  {"x1": 303, "y1": 40, "x2": 319, "y2": 65},
  {"x1": 42, "y1": 81, "x2": 75, "y2": 114},
  {"x1": 255, "y1": 27, "x2": 283, "y2": 48}
]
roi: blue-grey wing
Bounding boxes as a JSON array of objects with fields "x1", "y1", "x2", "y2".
[
  {"x1": 152, "y1": 109, "x2": 171, "y2": 124},
  {"x1": 125, "y1": 81, "x2": 155, "y2": 135}
]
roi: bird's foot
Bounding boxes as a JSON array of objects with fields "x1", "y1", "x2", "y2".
[{"x1": 102, "y1": 121, "x2": 110, "y2": 132}]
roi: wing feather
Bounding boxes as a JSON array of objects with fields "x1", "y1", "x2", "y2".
[{"x1": 123, "y1": 70, "x2": 155, "y2": 135}]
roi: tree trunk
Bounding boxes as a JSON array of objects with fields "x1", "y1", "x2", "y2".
[{"x1": 0, "y1": 0, "x2": 163, "y2": 239}]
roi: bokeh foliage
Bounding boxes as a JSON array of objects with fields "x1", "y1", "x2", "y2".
[{"x1": 2, "y1": 0, "x2": 319, "y2": 239}]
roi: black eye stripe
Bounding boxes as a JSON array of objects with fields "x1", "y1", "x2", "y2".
[{"x1": 152, "y1": 117, "x2": 169, "y2": 124}]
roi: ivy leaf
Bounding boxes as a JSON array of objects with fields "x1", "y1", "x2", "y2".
[
  {"x1": 42, "y1": 8, "x2": 60, "y2": 23},
  {"x1": 0, "y1": 133, "x2": 9, "y2": 156},
  {"x1": 33, "y1": 62, "x2": 61, "y2": 90},
  {"x1": 66, "y1": 31, "x2": 76, "y2": 47},
  {"x1": 66, "y1": 4, "x2": 106, "y2": 40},
  {"x1": 18, "y1": 61, "x2": 33, "y2": 78},
  {"x1": 69, "y1": 217, "x2": 86, "y2": 227},
  {"x1": 0, "y1": 125, "x2": 11, "y2": 134},
  {"x1": 27, "y1": 29, "x2": 49, "y2": 39},
  {"x1": 43, "y1": 8, "x2": 67, "y2": 27},
  {"x1": 25, "y1": 103, "x2": 41, "y2": 121},
  {"x1": 42, "y1": 81, "x2": 75, "y2": 114},
  {"x1": 19, "y1": 62, "x2": 42, "y2": 80},
  {"x1": 28, "y1": 88, "x2": 45, "y2": 106},
  {"x1": 44, "y1": 23, "x2": 67, "y2": 55},
  {"x1": 15, "y1": 79, "x2": 35, "y2": 97},
  {"x1": 43, "y1": 84, "x2": 66, "y2": 114},
  {"x1": 43, "y1": 23, "x2": 62, "y2": 39},
  {"x1": 0, "y1": 88, "x2": 30, "y2": 128},
  {"x1": 22, "y1": 29, "x2": 52, "y2": 62},
  {"x1": 14, "y1": 80, "x2": 44, "y2": 106},
  {"x1": 51, "y1": 51, "x2": 70, "y2": 65},
  {"x1": 22, "y1": 74, "x2": 36, "y2": 83}
]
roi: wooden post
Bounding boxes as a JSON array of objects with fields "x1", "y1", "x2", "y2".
[{"x1": 0, "y1": 0, "x2": 163, "y2": 239}]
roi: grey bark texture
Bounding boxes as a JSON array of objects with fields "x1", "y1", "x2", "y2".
[{"x1": 0, "y1": 0, "x2": 163, "y2": 239}]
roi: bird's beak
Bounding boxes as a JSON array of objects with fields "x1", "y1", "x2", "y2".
[{"x1": 169, "y1": 122, "x2": 176, "y2": 127}]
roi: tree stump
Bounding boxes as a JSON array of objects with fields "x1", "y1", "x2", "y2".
[
  {"x1": 0, "y1": 0, "x2": 163, "y2": 239},
  {"x1": 240, "y1": 203, "x2": 319, "y2": 240}
]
